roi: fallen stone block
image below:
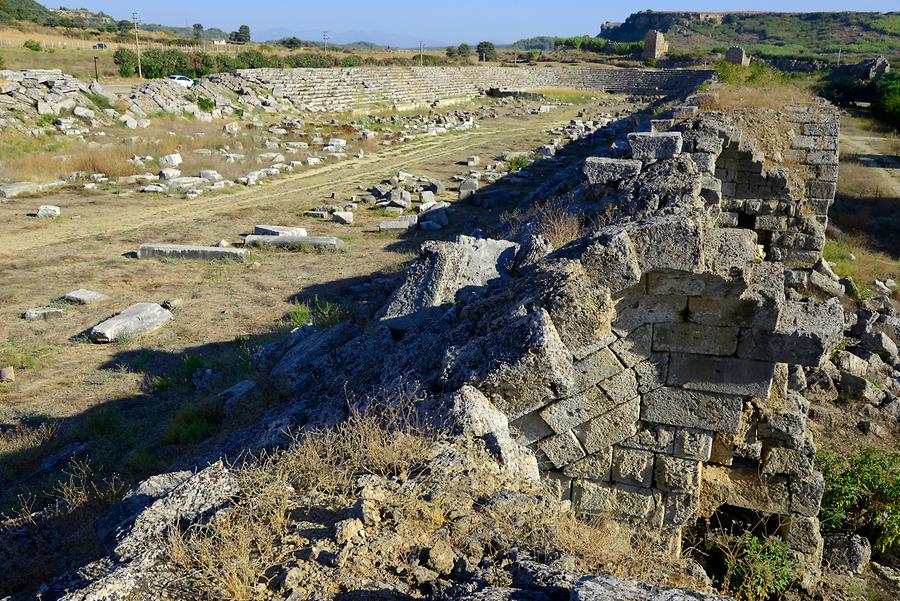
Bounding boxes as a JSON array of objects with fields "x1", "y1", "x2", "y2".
[
  {"x1": 89, "y1": 303, "x2": 173, "y2": 343},
  {"x1": 36, "y1": 205, "x2": 61, "y2": 218},
  {"x1": 138, "y1": 243, "x2": 249, "y2": 262},
  {"x1": 379, "y1": 220, "x2": 415, "y2": 232},
  {"x1": 627, "y1": 132, "x2": 683, "y2": 161},
  {"x1": 0, "y1": 182, "x2": 40, "y2": 198},
  {"x1": 160, "y1": 153, "x2": 183, "y2": 167},
  {"x1": 63, "y1": 289, "x2": 108, "y2": 304},
  {"x1": 23, "y1": 307, "x2": 64, "y2": 321},
  {"x1": 244, "y1": 235, "x2": 344, "y2": 251},
  {"x1": 253, "y1": 225, "x2": 308, "y2": 237},
  {"x1": 332, "y1": 211, "x2": 354, "y2": 224}
]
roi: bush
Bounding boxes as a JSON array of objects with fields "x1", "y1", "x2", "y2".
[
  {"x1": 719, "y1": 531, "x2": 797, "y2": 601},
  {"x1": 817, "y1": 447, "x2": 900, "y2": 552},
  {"x1": 476, "y1": 41, "x2": 497, "y2": 61},
  {"x1": 505, "y1": 155, "x2": 531, "y2": 172},
  {"x1": 716, "y1": 60, "x2": 786, "y2": 87},
  {"x1": 113, "y1": 47, "x2": 138, "y2": 77},
  {"x1": 196, "y1": 96, "x2": 215, "y2": 112},
  {"x1": 874, "y1": 72, "x2": 900, "y2": 130},
  {"x1": 23, "y1": 39, "x2": 42, "y2": 52},
  {"x1": 0, "y1": 53, "x2": 5, "y2": 69}
]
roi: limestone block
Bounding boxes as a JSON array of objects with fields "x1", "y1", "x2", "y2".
[
  {"x1": 673, "y1": 428, "x2": 713, "y2": 462},
  {"x1": 642, "y1": 387, "x2": 744, "y2": 433},
  {"x1": 738, "y1": 299, "x2": 844, "y2": 366},
  {"x1": 762, "y1": 446, "x2": 814, "y2": 477},
  {"x1": 36, "y1": 205, "x2": 61, "y2": 218},
  {"x1": 611, "y1": 447, "x2": 655, "y2": 488},
  {"x1": 253, "y1": 225, "x2": 308, "y2": 237},
  {"x1": 138, "y1": 243, "x2": 249, "y2": 262},
  {"x1": 614, "y1": 484, "x2": 660, "y2": 522},
  {"x1": 654, "y1": 455, "x2": 701, "y2": 492},
  {"x1": 700, "y1": 465, "x2": 790, "y2": 517},
  {"x1": 244, "y1": 235, "x2": 344, "y2": 251},
  {"x1": 543, "y1": 471, "x2": 573, "y2": 502},
  {"x1": 627, "y1": 132, "x2": 683, "y2": 160},
  {"x1": 572, "y1": 479, "x2": 616, "y2": 514},
  {"x1": 666, "y1": 354, "x2": 776, "y2": 397},
  {"x1": 634, "y1": 353, "x2": 669, "y2": 394},
  {"x1": 573, "y1": 347, "x2": 623, "y2": 392},
  {"x1": 614, "y1": 294, "x2": 687, "y2": 334},
  {"x1": 653, "y1": 323, "x2": 739, "y2": 356},
  {"x1": 574, "y1": 397, "x2": 641, "y2": 453},
  {"x1": 540, "y1": 387, "x2": 618, "y2": 434},
  {"x1": 508, "y1": 412, "x2": 553, "y2": 445},
  {"x1": 332, "y1": 211, "x2": 354, "y2": 224},
  {"x1": 23, "y1": 307, "x2": 64, "y2": 321},
  {"x1": 562, "y1": 448, "x2": 613, "y2": 481},
  {"x1": 63, "y1": 288, "x2": 107, "y2": 304},
  {"x1": 626, "y1": 216, "x2": 702, "y2": 273},
  {"x1": 599, "y1": 369, "x2": 639, "y2": 405},
  {"x1": 89, "y1": 303, "x2": 173, "y2": 343},
  {"x1": 609, "y1": 324, "x2": 651, "y2": 368},
  {"x1": 620, "y1": 422, "x2": 675, "y2": 454},
  {"x1": 664, "y1": 492, "x2": 700, "y2": 527},
  {"x1": 583, "y1": 157, "x2": 642, "y2": 185},
  {"x1": 538, "y1": 430, "x2": 586, "y2": 469},
  {"x1": 160, "y1": 153, "x2": 183, "y2": 167},
  {"x1": 790, "y1": 471, "x2": 825, "y2": 517},
  {"x1": 579, "y1": 229, "x2": 642, "y2": 292}
]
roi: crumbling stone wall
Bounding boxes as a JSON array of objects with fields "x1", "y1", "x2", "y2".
[{"x1": 232, "y1": 66, "x2": 714, "y2": 113}]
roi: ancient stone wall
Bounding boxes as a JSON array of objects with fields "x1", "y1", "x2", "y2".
[{"x1": 231, "y1": 66, "x2": 714, "y2": 113}]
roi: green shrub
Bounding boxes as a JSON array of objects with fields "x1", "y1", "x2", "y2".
[
  {"x1": 286, "y1": 297, "x2": 351, "y2": 329},
  {"x1": 0, "y1": 52, "x2": 5, "y2": 69},
  {"x1": 720, "y1": 531, "x2": 797, "y2": 601},
  {"x1": 716, "y1": 60, "x2": 786, "y2": 87},
  {"x1": 23, "y1": 39, "x2": 41, "y2": 52},
  {"x1": 506, "y1": 155, "x2": 531, "y2": 172},
  {"x1": 874, "y1": 72, "x2": 900, "y2": 131},
  {"x1": 85, "y1": 92, "x2": 113, "y2": 110},
  {"x1": 124, "y1": 447, "x2": 164, "y2": 475},
  {"x1": 196, "y1": 96, "x2": 215, "y2": 112},
  {"x1": 113, "y1": 47, "x2": 138, "y2": 77},
  {"x1": 817, "y1": 447, "x2": 900, "y2": 552}
]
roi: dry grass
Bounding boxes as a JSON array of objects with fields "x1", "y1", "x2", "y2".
[
  {"x1": 837, "y1": 159, "x2": 893, "y2": 199},
  {"x1": 707, "y1": 85, "x2": 815, "y2": 112},
  {"x1": 164, "y1": 391, "x2": 705, "y2": 599},
  {"x1": 823, "y1": 235, "x2": 899, "y2": 287},
  {"x1": 502, "y1": 199, "x2": 585, "y2": 249}
]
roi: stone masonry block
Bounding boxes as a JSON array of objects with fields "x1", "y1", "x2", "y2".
[
  {"x1": 688, "y1": 296, "x2": 777, "y2": 329},
  {"x1": 664, "y1": 492, "x2": 700, "y2": 527},
  {"x1": 572, "y1": 479, "x2": 616, "y2": 514},
  {"x1": 614, "y1": 294, "x2": 687, "y2": 334},
  {"x1": 509, "y1": 412, "x2": 554, "y2": 445},
  {"x1": 583, "y1": 157, "x2": 642, "y2": 185},
  {"x1": 790, "y1": 471, "x2": 825, "y2": 518},
  {"x1": 543, "y1": 471, "x2": 573, "y2": 502},
  {"x1": 674, "y1": 428, "x2": 713, "y2": 462},
  {"x1": 642, "y1": 387, "x2": 744, "y2": 433},
  {"x1": 599, "y1": 369, "x2": 640, "y2": 405},
  {"x1": 653, "y1": 323, "x2": 739, "y2": 356},
  {"x1": 538, "y1": 430, "x2": 586, "y2": 469},
  {"x1": 666, "y1": 354, "x2": 776, "y2": 397},
  {"x1": 611, "y1": 447, "x2": 655, "y2": 488},
  {"x1": 574, "y1": 397, "x2": 641, "y2": 453},
  {"x1": 573, "y1": 347, "x2": 624, "y2": 393},
  {"x1": 563, "y1": 448, "x2": 613, "y2": 481},
  {"x1": 646, "y1": 272, "x2": 743, "y2": 297},
  {"x1": 628, "y1": 132, "x2": 683, "y2": 161},
  {"x1": 634, "y1": 353, "x2": 669, "y2": 394},
  {"x1": 620, "y1": 422, "x2": 675, "y2": 454},
  {"x1": 540, "y1": 387, "x2": 618, "y2": 434},
  {"x1": 609, "y1": 324, "x2": 652, "y2": 368},
  {"x1": 614, "y1": 484, "x2": 661, "y2": 523},
  {"x1": 654, "y1": 455, "x2": 702, "y2": 492}
]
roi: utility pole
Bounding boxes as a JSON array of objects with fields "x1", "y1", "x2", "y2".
[
  {"x1": 132, "y1": 12, "x2": 143, "y2": 79},
  {"x1": 323, "y1": 31, "x2": 329, "y2": 54},
  {"x1": 419, "y1": 41, "x2": 424, "y2": 67},
  {"x1": 93, "y1": 56, "x2": 99, "y2": 81},
  {"x1": 513, "y1": 49, "x2": 518, "y2": 65},
  {"x1": 837, "y1": 48, "x2": 842, "y2": 67}
]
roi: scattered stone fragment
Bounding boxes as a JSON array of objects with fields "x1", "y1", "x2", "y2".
[
  {"x1": 89, "y1": 303, "x2": 174, "y2": 343},
  {"x1": 0, "y1": 366, "x2": 14, "y2": 382},
  {"x1": 138, "y1": 243, "x2": 248, "y2": 262},
  {"x1": 63, "y1": 289, "x2": 108, "y2": 305},
  {"x1": 36, "y1": 205, "x2": 61, "y2": 218},
  {"x1": 244, "y1": 235, "x2": 345, "y2": 251},
  {"x1": 23, "y1": 307, "x2": 64, "y2": 321},
  {"x1": 253, "y1": 225, "x2": 309, "y2": 237},
  {"x1": 332, "y1": 211, "x2": 354, "y2": 224}
]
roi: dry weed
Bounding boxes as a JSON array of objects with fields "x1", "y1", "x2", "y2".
[
  {"x1": 538, "y1": 202, "x2": 584, "y2": 248},
  {"x1": 708, "y1": 85, "x2": 814, "y2": 113}
]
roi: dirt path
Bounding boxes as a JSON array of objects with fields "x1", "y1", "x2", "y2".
[{"x1": 841, "y1": 133, "x2": 900, "y2": 196}]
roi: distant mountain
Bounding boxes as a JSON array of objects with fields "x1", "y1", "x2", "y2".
[{"x1": 257, "y1": 28, "x2": 453, "y2": 49}]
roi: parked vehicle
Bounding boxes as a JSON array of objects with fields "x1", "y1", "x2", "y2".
[
  {"x1": 92, "y1": 43, "x2": 107, "y2": 50},
  {"x1": 167, "y1": 75, "x2": 194, "y2": 88}
]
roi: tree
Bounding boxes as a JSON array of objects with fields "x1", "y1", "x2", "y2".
[
  {"x1": 445, "y1": 45, "x2": 458, "y2": 59},
  {"x1": 457, "y1": 43, "x2": 472, "y2": 59},
  {"x1": 476, "y1": 41, "x2": 497, "y2": 62},
  {"x1": 192, "y1": 23, "x2": 204, "y2": 40},
  {"x1": 117, "y1": 19, "x2": 132, "y2": 34},
  {"x1": 238, "y1": 25, "x2": 251, "y2": 43}
]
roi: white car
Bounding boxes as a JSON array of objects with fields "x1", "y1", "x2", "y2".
[{"x1": 168, "y1": 75, "x2": 195, "y2": 88}]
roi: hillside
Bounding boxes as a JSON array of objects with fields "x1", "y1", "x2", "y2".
[
  {"x1": 0, "y1": 0, "x2": 50, "y2": 23},
  {"x1": 601, "y1": 11, "x2": 900, "y2": 59}
]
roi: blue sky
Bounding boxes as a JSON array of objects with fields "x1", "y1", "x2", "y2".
[{"x1": 47, "y1": 1, "x2": 900, "y2": 45}]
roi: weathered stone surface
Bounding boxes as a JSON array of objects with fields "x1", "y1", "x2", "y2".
[
  {"x1": 823, "y1": 534, "x2": 871, "y2": 575},
  {"x1": 63, "y1": 288, "x2": 107, "y2": 304},
  {"x1": 583, "y1": 157, "x2": 642, "y2": 185},
  {"x1": 244, "y1": 235, "x2": 344, "y2": 251},
  {"x1": 571, "y1": 576, "x2": 731, "y2": 600},
  {"x1": 611, "y1": 447, "x2": 655, "y2": 487},
  {"x1": 253, "y1": 225, "x2": 308, "y2": 237},
  {"x1": 627, "y1": 132, "x2": 683, "y2": 160},
  {"x1": 89, "y1": 303, "x2": 174, "y2": 343},
  {"x1": 23, "y1": 307, "x2": 64, "y2": 321},
  {"x1": 36, "y1": 205, "x2": 61, "y2": 218},
  {"x1": 667, "y1": 354, "x2": 776, "y2": 397},
  {"x1": 642, "y1": 387, "x2": 744, "y2": 433},
  {"x1": 538, "y1": 430, "x2": 586, "y2": 469},
  {"x1": 540, "y1": 387, "x2": 617, "y2": 434},
  {"x1": 562, "y1": 448, "x2": 613, "y2": 480},
  {"x1": 653, "y1": 323, "x2": 739, "y2": 356},
  {"x1": 574, "y1": 397, "x2": 641, "y2": 453},
  {"x1": 700, "y1": 465, "x2": 790, "y2": 516},
  {"x1": 738, "y1": 299, "x2": 843, "y2": 366},
  {"x1": 138, "y1": 243, "x2": 249, "y2": 262},
  {"x1": 673, "y1": 428, "x2": 713, "y2": 462},
  {"x1": 654, "y1": 455, "x2": 701, "y2": 492}
]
